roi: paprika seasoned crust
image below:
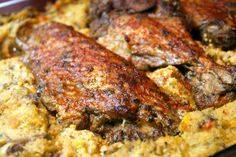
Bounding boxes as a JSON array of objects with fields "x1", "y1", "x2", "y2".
[
  {"x1": 22, "y1": 22, "x2": 180, "y2": 143},
  {"x1": 180, "y1": 0, "x2": 236, "y2": 49},
  {"x1": 97, "y1": 13, "x2": 198, "y2": 69},
  {"x1": 95, "y1": 12, "x2": 236, "y2": 109}
]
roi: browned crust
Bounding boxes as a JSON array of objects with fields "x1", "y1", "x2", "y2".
[{"x1": 22, "y1": 22, "x2": 180, "y2": 142}]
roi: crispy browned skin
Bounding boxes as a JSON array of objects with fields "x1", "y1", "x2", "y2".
[
  {"x1": 102, "y1": 13, "x2": 198, "y2": 69},
  {"x1": 21, "y1": 22, "x2": 180, "y2": 143},
  {"x1": 91, "y1": 12, "x2": 236, "y2": 109},
  {"x1": 180, "y1": 0, "x2": 236, "y2": 49}
]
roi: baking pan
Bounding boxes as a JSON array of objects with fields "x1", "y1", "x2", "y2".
[
  {"x1": 211, "y1": 144, "x2": 236, "y2": 157},
  {"x1": 0, "y1": 0, "x2": 51, "y2": 14},
  {"x1": 0, "y1": 0, "x2": 235, "y2": 157}
]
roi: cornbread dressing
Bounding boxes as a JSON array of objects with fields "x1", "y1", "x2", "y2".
[{"x1": 0, "y1": 0, "x2": 235, "y2": 156}]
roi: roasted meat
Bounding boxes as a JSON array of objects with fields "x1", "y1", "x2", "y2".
[
  {"x1": 90, "y1": 0, "x2": 156, "y2": 19},
  {"x1": 97, "y1": 13, "x2": 197, "y2": 69},
  {"x1": 93, "y1": 12, "x2": 236, "y2": 109},
  {"x1": 89, "y1": 0, "x2": 157, "y2": 38},
  {"x1": 155, "y1": 0, "x2": 181, "y2": 16},
  {"x1": 20, "y1": 22, "x2": 181, "y2": 143},
  {"x1": 180, "y1": 0, "x2": 236, "y2": 49},
  {"x1": 90, "y1": 0, "x2": 236, "y2": 49}
]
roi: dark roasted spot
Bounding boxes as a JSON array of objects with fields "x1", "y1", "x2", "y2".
[
  {"x1": 59, "y1": 31, "x2": 69, "y2": 37},
  {"x1": 161, "y1": 29, "x2": 170, "y2": 36},
  {"x1": 61, "y1": 51, "x2": 71, "y2": 59},
  {"x1": 167, "y1": 41, "x2": 175, "y2": 48},
  {"x1": 103, "y1": 89, "x2": 115, "y2": 95},
  {"x1": 130, "y1": 78, "x2": 138, "y2": 86},
  {"x1": 86, "y1": 66, "x2": 94, "y2": 72},
  {"x1": 89, "y1": 92, "x2": 95, "y2": 98},
  {"x1": 7, "y1": 144, "x2": 24, "y2": 155},
  {"x1": 118, "y1": 73, "x2": 126, "y2": 80},
  {"x1": 76, "y1": 63, "x2": 81, "y2": 67},
  {"x1": 122, "y1": 60, "x2": 130, "y2": 66},
  {"x1": 44, "y1": 68, "x2": 50, "y2": 73},
  {"x1": 225, "y1": 2, "x2": 236, "y2": 12},
  {"x1": 135, "y1": 14, "x2": 144, "y2": 21},
  {"x1": 112, "y1": 130, "x2": 124, "y2": 142},
  {"x1": 48, "y1": 110, "x2": 57, "y2": 117},
  {"x1": 132, "y1": 98, "x2": 141, "y2": 105},
  {"x1": 139, "y1": 104, "x2": 151, "y2": 111},
  {"x1": 37, "y1": 85, "x2": 45, "y2": 97},
  {"x1": 124, "y1": 35, "x2": 130, "y2": 42},
  {"x1": 34, "y1": 60, "x2": 41, "y2": 67},
  {"x1": 61, "y1": 61, "x2": 69, "y2": 68},
  {"x1": 79, "y1": 39, "x2": 89, "y2": 45},
  {"x1": 115, "y1": 105, "x2": 128, "y2": 114}
]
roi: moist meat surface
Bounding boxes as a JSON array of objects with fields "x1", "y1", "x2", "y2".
[
  {"x1": 180, "y1": 0, "x2": 236, "y2": 49},
  {"x1": 21, "y1": 22, "x2": 180, "y2": 143},
  {"x1": 95, "y1": 12, "x2": 236, "y2": 109}
]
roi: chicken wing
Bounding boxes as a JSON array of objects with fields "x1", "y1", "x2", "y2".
[
  {"x1": 20, "y1": 22, "x2": 180, "y2": 143},
  {"x1": 93, "y1": 12, "x2": 236, "y2": 109},
  {"x1": 180, "y1": 0, "x2": 236, "y2": 49}
]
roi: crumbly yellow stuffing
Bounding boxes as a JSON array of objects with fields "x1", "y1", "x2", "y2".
[
  {"x1": 0, "y1": 58, "x2": 54, "y2": 157},
  {"x1": 55, "y1": 125, "x2": 106, "y2": 157},
  {"x1": 98, "y1": 31, "x2": 132, "y2": 61},
  {"x1": 105, "y1": 100, "x2": 236, "y2": 157},
  {"x1": 0, "y1": 1, "x2": 235, "y2": 156},
  {"x1": 45, "y1": 0, "x2": 90, "y2": 35},
  {"x1": 147, "y1": 66, "x2": 196, "y2": 113},
  {"x1": 200, "y1": 44, "x2": 236, "y2": 66}
]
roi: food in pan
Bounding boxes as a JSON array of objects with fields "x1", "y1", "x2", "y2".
[
  {"x1": 22, "y1": 22, "x2": 181, "y2": 143},
  {"x1": 105, "y1": 100, "x2": 236, "y2": 157},
  {"x1": 0, "y1": 0, "x2": 235, "y2": 156},
  {"x1": 180, "y1": 0, "x2": 236, "y2": 49},
  {"x1": 95, "y1": 9, "x2": 236, "y2": 109},
  {"x1": 0, "y1": 58, "x2": 54, "y2": 156}
]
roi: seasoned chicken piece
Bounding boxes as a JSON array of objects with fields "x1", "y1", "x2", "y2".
[
  {"x1": 20, "y1": 22, "x2": 180, "y2": 143},
  {"x1": 89, "y1": 0, "x2": 157, "y2": 38},
  {"x1": 95, "y1": 13, "x2": 236, "y2": 109},
  {"x1": 97, "y1": 13, "x2": 197, "y2": 69},
  {"x1": 180, "y1": 0, "x2": 236, "y2": 49},
  {"x1": 89, "y1": 0, "x2": 156, "y2": 20}
]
